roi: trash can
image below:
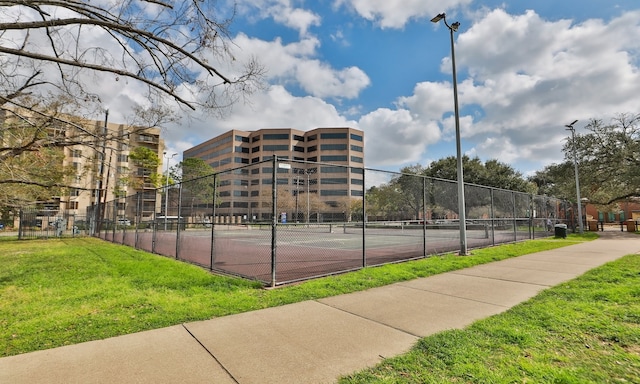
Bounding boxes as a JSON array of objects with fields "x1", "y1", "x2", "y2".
[{"x1": 554, "y1": 223, "x2": 567, "y2": 238}]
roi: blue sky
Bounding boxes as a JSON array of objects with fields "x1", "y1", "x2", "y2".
[{"x1": 142, "y1": 0, "x2": 640, "y2": 177}]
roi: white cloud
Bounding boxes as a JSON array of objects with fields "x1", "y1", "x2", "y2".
[
  {"x1": 449, "y1": 9, "x2": 640, "y2": 168},
  {"x1": 336, "y1": 0, "x2": 473, "y2": 28},
  {"x1": 357, "y1": 108, "x2": 441, "y2": 166},
  {"x1": 237, "y1": 0, "x2": 321, "y2": 36},
  {"x1": 231, "y1": 34, "x2": 370, "y2": 99}
]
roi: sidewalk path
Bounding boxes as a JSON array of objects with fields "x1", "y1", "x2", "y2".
[{"x1": 2, "y1": 232, "x2": 639, "y2": 384}]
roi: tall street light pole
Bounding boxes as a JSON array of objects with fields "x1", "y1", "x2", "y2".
[
  {"x1": 431, "y1": 12, "x2": 468, "y2": 255},
  {"x1": 164, "y1": 151, "x2": 177, "y2": 231},
  {"x1": 565, "y1": 120, "x2": 583, "y2": 234}
]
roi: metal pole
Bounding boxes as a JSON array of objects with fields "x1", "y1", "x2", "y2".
[
  {"x1": 306, "y1": 170, "x2": 311, "y2": 224},
  {"x1": 432, "y1": 13, "x2": 467, "y2": 255},
  {"x1": 210, "y1": 175, "x2": 217, "y2": 270},
  {"x1": 449, "y1": 22, "x2": 468, "y2": 255},
  {"x1": 163, "y1": 152, "x2": 177, "y2": 231},
  {"x1": 566, "y1": 121, "x2": 583, "y2": 234},
  {"x1": 176, "y1": 183, "x2": 183, "y2": 259},
  {"x1": 422, "y1": 177, "x2": 427, "y2": 257},
  {"x1": 295, "y1": 174, "x2": 299, "y2": 222},
  {"x1": 271, "y1": 157, "x2": 278, "y2": 287},
  {"x1": 362, "y1": 167, "x2": 366, "y2": 267}
]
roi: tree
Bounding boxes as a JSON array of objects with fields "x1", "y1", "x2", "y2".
[
  {"x1": 532, "y1": 113, "x2": 640, "y2": 208},
  {"x1": 0, "y1": 1, "x2": 263, "y2": 204},
  {"x1": 1, "y1": 1, "x2": 263, "y2": 114},
  {"x1": 175, "y1": 158, "x2": 215, "y2": 221},
  {"x1": 425, "y1": 156, "x2": 534, "y2": 192},
  {"x1": 128, "y1": 147, "x2": 161, "y2": 189},
  {"x1": 0, "y1": 105, "x2": 76, "y2": 207},
  {"x1": 570, "y1": 114, "x2": 640, "y2": 205}
]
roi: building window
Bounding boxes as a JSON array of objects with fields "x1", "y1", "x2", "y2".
[
  {"x1": 307, "y1": 134, "x2": 317, "y2": 141},
  {"x1": 263, "y1": 145, "x2": 289, "y2": 151},
  {"x1": 235, "y1": 146, "x2": 249, "y2": 153},
  {"x1": 321, "y1": 178, "x2": 348, "y2": 185},
  {"x1": 321, "y1": 144, "x2": 348, "y2": 151},
  {"x1": 252, "y1": 146, "x2": 260, "y2": 153},
  {"x1": 293, "y1": 146, "x2": 305, "y2": 152},
  {"x1": 321, "y1": 190, "x2": 348, "y2": 196},
  {"x1": 307, "y1": 145, "x2": 317, "y2": 153},
  {"x1": 320, "y1": 132, "x2": 347, "y2": 139},
  {"x1": 138, "y1": 134, "x2": 155, "y2": 142},
  {"x1": 235, "y1": 135, "x2": 249, "y2": 142},
  {"x1": 350, "y1": 156, "x2": 363, "y2": 163},
  {"x1": 71, "y1": 149, "x2": 82, "y2": 158},
  {"x1": 351, "y1": 190, "x2": 364, "y2": 197},
  {"x1": 251, "y1": 157, "x2": 260, "y2": 163},
  {"x1": 252, "y1": 136, "x2": 260, "y2": 142},
  {"x1": 350, "y1": 144, "x2": 363, "y2": 152},
  {"x1": 321, "y1": 155, "x2": 348, "y2": 162},
  {"x1": 351, "y1": 178, "x2": 364, "y2": 185},
  {"x1": 293, "y1": 135, "x2": 305, "y2": 142},
  {"x1": 307, "y1": 156, "x2": 317, "y2": 162},
  {"x1": 321, "y1": 166, "x2": 347, "y2": 173},
  {"x1": 263, "y1": 133, "x2": 290, "y2": 140},
  {"x1": 350, "y1": 133, "x2": 363, "y2": 141}
]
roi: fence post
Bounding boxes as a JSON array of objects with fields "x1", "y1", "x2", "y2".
[
  {"x1": 135, "y1": 192, "x2": 141, "y2": 248},
  {"x1": 529, "y1": 194, "x2": 534, "y2": 239},
  {"x1": 176, "y1": 183, "x2": 183, "y2": 260},
  {"x1": 362, "y1": 167, "x2": 367, "y2": 268},
  {"x1": 490, "y1": 188, "x2": 495, "y2": 246},
  {"x1": 271, "y1": 156, "x2": 278, "y2": 287},
  {"x1": 422, "y1": 176, "x2": 427, "y2": 258},
  {"x1": 512, "y1": 191, "x2": 517, "y2": 241},
  {"x1": 210, "y1": 174, "x2": 217, "y2": 270}
]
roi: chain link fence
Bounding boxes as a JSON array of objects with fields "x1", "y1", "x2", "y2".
[
  {"x1": 84, "y1": 158, "x2": 571, "y2": 286},
  {"x1": 15, "y1": 209, "x2": 87, "y2": 239}
]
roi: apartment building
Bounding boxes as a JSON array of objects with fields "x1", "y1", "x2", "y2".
[
  {"x1": 184, "y1": 127, "x2": 365, "y2": 222},
  {"x1": 0, "y1": 108, "x2": 165, "y2": 221},
  {"x1": 63, "y1": 119, "x2": 165, "y2": 222}
]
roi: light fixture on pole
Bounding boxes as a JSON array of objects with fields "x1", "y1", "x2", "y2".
[
  {"x1": 431, "y1": 12, "x2": 467, "y2": 255},
  {"x1": 164, "y1": 151, "x2": 177, "y2": 231},
  {"x1": 565, "y1": 120, "x2": 583, "y2": 234}
]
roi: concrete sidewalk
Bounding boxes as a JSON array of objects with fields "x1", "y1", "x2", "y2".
[{"x1": 2, "y1": 231, "x2": 639, "y2": 384}]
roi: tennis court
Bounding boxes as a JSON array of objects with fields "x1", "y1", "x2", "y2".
[{"x1": 104, "y1": 221, "x2": 544, "y2": 285}]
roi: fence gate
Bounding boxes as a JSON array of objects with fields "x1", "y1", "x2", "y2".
[{"x1": 18, "y1": 208, "x2": 86, "y2": 239}]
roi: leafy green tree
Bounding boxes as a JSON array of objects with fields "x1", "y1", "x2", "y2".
[
  {"x1": 174, "y1": 158, "x2": 216, "y2": 221},
  {"x1": 128, "y1": 147, "x2": 161, "y2": 189},
  {"x1": 532, "y1": 113, "x2": 640, "y2": 212},
  {"x1": 0, "y1": 111, "x2": 75, "y2": 207},
  {"x1": 571, "y1": 114, "x2": 640, "y2": 205}
]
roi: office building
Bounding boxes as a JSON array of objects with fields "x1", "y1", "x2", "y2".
[{"x1": 184, "y1": 127, "x2": 364, "y2": 222}]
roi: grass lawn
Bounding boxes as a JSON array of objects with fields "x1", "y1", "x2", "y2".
[
  {"x1": 2, "y1": 234, "x2": 596, "y2": 357},
  {"x1": 340, "y1": 253, "x2": 640, "y2": 383}
]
